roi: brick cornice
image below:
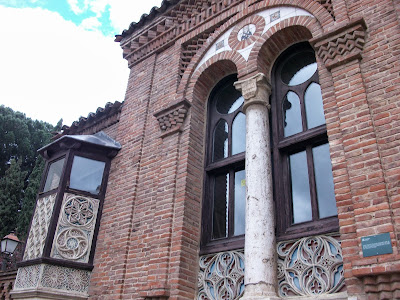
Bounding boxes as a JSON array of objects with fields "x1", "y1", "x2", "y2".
[
  {"x1": 154, "y1": 99, "x2": 191, "y2": 138},
  {"x1": 311, "y1": 18, "x2": 367, "y2": 70}
]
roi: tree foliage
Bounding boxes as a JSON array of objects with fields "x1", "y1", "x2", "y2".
[{"x1": 0, "y1": 105, "x2": 59, "y2": 239}]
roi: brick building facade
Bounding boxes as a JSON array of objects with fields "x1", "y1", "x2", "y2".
[{"x1": 11, "y1": 0, "x2": 400, "y2": 299}]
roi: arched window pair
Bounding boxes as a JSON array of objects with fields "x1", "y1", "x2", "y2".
[{"x1": 201, "y1": 42, "x2": 338, "y2": 253}]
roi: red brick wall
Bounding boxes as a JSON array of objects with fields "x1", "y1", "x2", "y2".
[{"x1": 88, "y1": 0, "x2": 400, "y2": 299}]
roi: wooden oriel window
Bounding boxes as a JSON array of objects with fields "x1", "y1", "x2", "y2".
[
  {"x1": 271, "y1": 42, "x2": 338, "y2": 241},
  {"x1": 201, "y1": 75, "x2": 246, "y2": 254}
]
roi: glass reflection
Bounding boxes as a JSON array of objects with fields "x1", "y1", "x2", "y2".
[
  {"x1": 213, "y1": 173, "x2": 229, "y2": 239},
  {"x1": 232, "y1": 113, "x2": 246, "y2": 155},
  {"x1": 234, "y1": 170, "x2": 246, "y2": 236},
  {"x1": 213, "y1": 120, "x2": 228, "y2": 161},
  {"x1": 70, "y1": 156, "x2": 105, "y2": 194},
  {"x1": 290, "y1": 151, "x2": 312, "y2": 224},
  {"x1": 281, "y1": 51, "x2": 317, "y2": 86},
  {"x1": 216, "y1": 83, "x2": 243, "y2": 114},
  {"x1": 305, "y1": 83, "x2": 326, "y2": 129},
  {"x1": 283, "y1": 92, "x2": 302, "y2": 137},
  {"x1": 313, "y1": 144, "x2": 337, "y2": 219},
  {"x1": 43, "y1": 158, "x2": 65, "y2": 192}
]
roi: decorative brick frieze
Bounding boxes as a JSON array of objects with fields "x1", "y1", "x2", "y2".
[
  {"x1": 312, "y1": 18, "x2": 367, "y2": 70},
  {"x1": 154, "y1": 99, "x2": 191, "y2": 137},
  {"x1": 316, "y1": 0, "x2": 335, "y2": 20},
  {"x1": 118, "y1": 0, "x2": 336, "y2": 68}
]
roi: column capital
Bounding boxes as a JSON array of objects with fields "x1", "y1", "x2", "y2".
[{"x1": 234, "y1": 73, "x2": 271, "y2": 113}]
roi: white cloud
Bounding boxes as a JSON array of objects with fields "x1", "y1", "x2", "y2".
[
  {"x1": 107, "y1": 0, "x2": 164, "y2": 32},
  {"x1": 0, "y1": 6, "x2": 129, "y2": 126},
  {"x1": 80, "y1": 16, "x2": 101, "y2": 31},
  {"x1": 66, "y1": 0, "x2": 164, "y2": 33},
  {"x1": 67, "y1": 0, "x2": 85, "y2": 14}
]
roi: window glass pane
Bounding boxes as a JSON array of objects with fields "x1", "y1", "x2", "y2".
[
  {"x1": 213, "y1": 173, "x2": 229, "y2": 239},
  {"x1": 283, "y1": 92, "x2": 302, "y2": 137},
  {"x1": 216, "y1": 83, "x2": 243, "y2": 114},
  {"x1": 305, "y1": 83, "x2": 326, "y2": 129},
  {"x1": 234, "y1": 170, "x2": 246, "y2": 236},
  {"x1": 213, "y1": 120, "x2": 228, "y2": 161},
  {"x1": 281, "y1": 51, "x2": 317, "y2": 86},
  {"x1": 43, "y1": 158, "x2": 65, "y2": 192},
  {"x1": 70, "y1": 156, "x2": 106, "y2": 194},
  {"x1": 232, "y1": 113, "x2": 246, "y2": 155},
  {"x1": 290, "y1": 151, "x2": 312, "y2": 224},
  {"x1": 313, "y1": 144, "x2": 337, "y2": 219}
]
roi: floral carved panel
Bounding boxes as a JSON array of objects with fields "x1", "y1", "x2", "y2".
[
  {"x1": 197, "y1": 250, "x2": 245, "y2": 300},
  {"x1": 13, "y1": 264, "x2": 90, "y2": 297},
  {"x1": 23, "y1": 194, "x2": 57, "y2": 260},
  {"x1": 277, "y1": 235, "x2": 345, "y2": 297},
  {"x1": 50, "y1": 193, "x2": 99, "y2": 263},
  {"x1": 197, "y1": 236, "x2": 344, "y2": 299}
]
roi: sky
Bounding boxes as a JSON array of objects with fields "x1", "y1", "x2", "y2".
[{"x1": 0, "y1": 0, "x2": 164, "y2": 126}]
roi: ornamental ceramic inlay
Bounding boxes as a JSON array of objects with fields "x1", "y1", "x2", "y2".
[
  {"x1": 197, "y1": 250, "x2": 245, "y2": 300},
  {"x1": 237, "y1": 24, "x2": 256, "y2": 41},
  {"x1": 196, "y1": 7, "x2": 314, "y2": 70}
]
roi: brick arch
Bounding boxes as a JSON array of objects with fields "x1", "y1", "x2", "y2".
[
  {"x1": 248, "y1": 16, "x2": 321, "y2": 81},
  {"x1": 178, "y1": 0, "x2": 333, "y2": 97},
  {"x1": 186, "y1": 55, "x2": 242, "y2": 104}
]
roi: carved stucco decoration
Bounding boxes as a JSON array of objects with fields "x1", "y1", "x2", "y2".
[
  {"x1": 234, "y1": 73, "x2": 271, "y2": 112},
  {"x1": 312, "y1": 18, "x2": 367, "y2": 70},
  {"x1": 154, "y1": 99, "x2": 191, "y2": 138},
  {"x1": 197, "y1": 236, "x2": 344, "y2": 299},
  {"x1": 23, "y1": 194, "x2": 57, "y2": 260},
  {"x1": 50, "y1": 193, "x2": 99, "y2": 263},
  {"x1": 277, "y1": 235, "x2": 345, "y2": 297},
  {"x1": 197, "y1": 250, "x2": 245, "y2": 300},
  {"x1": 14, "y1": 264, "x2": 90, "y2": 297}
]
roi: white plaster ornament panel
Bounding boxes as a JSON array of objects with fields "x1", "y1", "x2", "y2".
[
  {"x1": 197, "y1": 250, "x2": 245, "y2": 300},
  {"x1": 277, "y1": 235, "x2": 345, "y2": 297},
  {"x1": 51, "y1": 193, "x2": 100, "y2": 263},
  {"x1": 197, "y1": 236, "x2": 344, "y2": 299},
  {"x1": 14, "y1": 264, "x2": 90, "y2": 297},
  {"x1": 23, "y1": 194, "x2": 57, "y2": 260},
  {"x1": 196, "y1": 7, "x2": 314, "y2": 71}
]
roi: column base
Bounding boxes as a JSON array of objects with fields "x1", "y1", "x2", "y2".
[{"x1": 240, "y1": 284, "x2": 280, "y2": 300}]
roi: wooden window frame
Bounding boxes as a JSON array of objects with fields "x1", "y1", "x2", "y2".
[
  {"x1": 200, "y1": 74, "x2": 246, "y2": 255},
  {"x1": 271, "y1": 42, "x2": 339, "y2": 242}
]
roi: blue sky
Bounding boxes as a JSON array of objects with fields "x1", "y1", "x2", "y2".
[{"x1": 0, "y1": 0, "x2": 163, "y2": 126}]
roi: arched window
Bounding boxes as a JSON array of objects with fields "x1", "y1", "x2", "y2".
[
  {"x1": 271, "y1": 42, "x2": 338, "y2": 240},
  {"x1": 200, "y1": 74, "x2": 246, "y2": 254}
]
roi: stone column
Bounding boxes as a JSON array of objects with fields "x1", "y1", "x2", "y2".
[{"x1": 234, "y1": 73, "x2": 279, "y2": 299}]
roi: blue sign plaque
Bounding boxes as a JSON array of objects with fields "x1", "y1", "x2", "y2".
[{"x1": 361, "y1": 232, "x2": 392, "y2": 257}]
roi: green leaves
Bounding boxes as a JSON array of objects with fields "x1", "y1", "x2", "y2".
[{"x1": 0, "y1": 105, "x2": 58, "y2": 239}]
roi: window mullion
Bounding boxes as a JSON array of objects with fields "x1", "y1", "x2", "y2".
[
  {"x1": 228, "y1": 170, "x2": 235, "y2": 237},
  {"x1": 307, "y1": 146, "x2": 319, "y2": 221}
]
